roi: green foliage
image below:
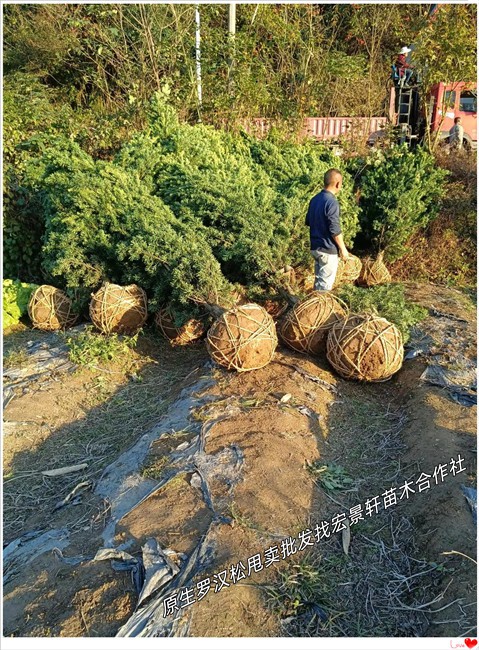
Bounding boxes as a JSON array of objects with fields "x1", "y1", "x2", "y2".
[
  {"x1": 14, "y1": 96, "x2": 360, "y2": 323},
  {"x1": 335, "y1": 283, "x2": 428, "y2": 343},
  {"x1": 306, "y1": 461, "x2": 354, "y2": 491},
  {"x1": 3, "y1": 4, "x2": 426, "y2": 124},
  {"x1": 3, "y1": 279, "x2": 39, "y2": 330},
  {"x1": 266, "y1": 559, "x2": 331, "y2": 619},
  {"x1": 3, "y1": 71, "x2": 147, "y2": 283},
  {"x1": 412, "y1": 4, "x2": 477, "y2": 151},
  {"x1": 3, "y1": 348, "x2": 30, "y2": 369},
  {"x1": 420, "y1": 3, "x2": 477, "y2": 84},
  {"x1": 26, "y1": 136, "x2": 236, "y2": 321},
  {"x1": 3, "y1": 74, "x2": 74, "y2": 281},
  {"x1": 65, "y1": 325, "x2": 138, "y2": 367},
  {"x1": 117, "y1": 98, "x2": 359, "y2": 287},
  {"x1": 247, "y1": 133, "x2": 360, "y2": 249},
  {"x1": 356, "y1": 147, "x2": 448, "y2": 261}
]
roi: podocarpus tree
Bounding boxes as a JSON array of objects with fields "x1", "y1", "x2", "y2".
[
  {"x1": 3, "y1": 73, "x2": 74, "y2": 282},
  {"x1": 116, "y1": 94, "x2": 360, "y2": 289},
  {"x1": 356, "y1": 146, "x2": 448, "y2": 262},
  {"x1": 24, "y1": 98, "x2": 360, "y2": 324},
  {"x1": 26, "y1": 138, "x2": 237, "y2": 324}
]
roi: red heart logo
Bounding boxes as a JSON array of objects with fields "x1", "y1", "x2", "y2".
[{"x1": 465, "y1": 640, "x2": 477, "y2": 649}]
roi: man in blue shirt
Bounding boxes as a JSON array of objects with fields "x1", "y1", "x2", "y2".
[{"x1": 305, "y1": 168, "x2": 349, "y2": 291}]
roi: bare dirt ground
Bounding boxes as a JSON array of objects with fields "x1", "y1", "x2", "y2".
[{"x1": 2, "y1": 284, "x2": 477, "y2": 638}]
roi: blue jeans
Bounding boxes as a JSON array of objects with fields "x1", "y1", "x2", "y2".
[
  {"x1": 311, "y1": 250, "x2": 339, "y2": 291},
  {"x1": 400, "y1": 68, "x2": 413, "y2": 85}
]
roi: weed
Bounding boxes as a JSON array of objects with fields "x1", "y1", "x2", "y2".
[
  {"x1": 142, "y1": 456, "x2": 171, "y2": 481},
  {"x1": 229, "y1": 502, "x2": 258, "y2": 530},
  {"x1": 158, "y1": 472, "x2": 188, "y2": 492},
  {"x1": 265, "y1": 556, "x2": 332, "y2": 620},
  {"x1": 64, "y1": 326, "x2": 139, "y2": 367},
  {"x1": 3, "y1": 348, "x2": 29, "y2": 369},
  {"x1": 306, "y1": 462, "x2": 354, "y2": 492}
]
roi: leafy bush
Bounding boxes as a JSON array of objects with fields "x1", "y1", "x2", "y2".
[
  {"x1": 390, "y1": 150, "x2": 476, "y2": 287},
  {"x1": 3, "y1": 74, "x2": 74, "y2": 281},
  {"x1": 65, "y1": 326, "x2": 138, "y2": 367},
  {"x1": 20, "y1": 98, "x2": 360, "y2": 324},
  {"x1": 3, "y1": 278, "x2": 39, "y2": 330},
  {"x1": 306, "y1": 461, "x2": 354, "y2": 491},
  {"x1": 3, "y1": 73, "x2": 143, "y2": 283},
  {"x1": 117, "y1": 95, "x2": 360, "y2": 284},
  {"x1": 335, "y1": 283, "x2": 427, "y2": 343},
  {"x1": 25, "y1": 137, "x2": 236, "y2": 323},
  {"x1": 356, "y1": 147, "x2": 448, "y2": 262}
]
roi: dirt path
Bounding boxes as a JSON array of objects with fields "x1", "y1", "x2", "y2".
[{"x1": 3, "y1": 285, "x2": 476, "y2": 638}]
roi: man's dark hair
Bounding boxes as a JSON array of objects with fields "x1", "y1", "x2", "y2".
[
  {"x1": 454, "y1": 117, "x2": 462, "y2": 124},
  {"x1": 324, "y1": 168, "x2": 342, "y2": 187}
]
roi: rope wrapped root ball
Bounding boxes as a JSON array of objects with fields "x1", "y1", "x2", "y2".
[
  {"x1": 333, "y1": 254, "x2": 362, "y2": 288},
  {"x1": 326, "y1": 313, "x2": 403, "y2": 382},
  {"x1": 358, "y1": 252, "x2": 391, "y2": 286},
  {"x1": 206, "y1": 303, "x2": 278, "y2": 372},
  {"x1": 279, "y1": 291, "x2": 347, "y2": 355},
  {"x1": 155, "y1": 307, "x2": 205, "y2": 346},
  {"x1": 28, "y1": 285, "x2": 78, "y2": 331},
  {"x1": 89, "y1": 282, "x2": 147, "y2": 334}
]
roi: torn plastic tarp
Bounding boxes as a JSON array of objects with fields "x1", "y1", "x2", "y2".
[
  {"x1": 93, "y1": 546, "x2": 145, "y2": 593},
  {"x1": 116, "y1": 526, "x2": 217, "y2": 637},
  {"x1": 420, "y1": 362, "x2": 477, "y2": 407},
  {"x1": 92, "y1": 540, "x2": 184, "y2": 598},
  {"x1": 95, "y1": 376, "x2": 215, "y2": 547},
  {"x1": 3, "y1": 528, "x2": 70, "y2": 584},
  {"x1": 461, "y1": 485, "x2": 477, "y2": 524},
  {"x1": 4, "y1": 369, "x2": 243, "y2": 636},
  {"x1": 3, "y1": 332, "x2": 79, "y2": 408}
]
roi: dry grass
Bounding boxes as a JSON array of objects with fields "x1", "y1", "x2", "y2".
[
  {"x1": 263, "y1": 381, "x2": 475, "y2": 637},
  {"x1": 266, "y1": 515, "x2": 458, "y2": 636},
  {"x1": 3, "y1": 326, "x2": 207, "y2": 542}
]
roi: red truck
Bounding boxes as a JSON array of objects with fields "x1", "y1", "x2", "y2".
[
  {"x1": 304, "y1": 80, "x2": 477, "y2": 149},
  {"x1": 427, "y1": 81, "x2": 477, "y2": 148},
  {"x1": 249, "y1": 81, "x2": 477, "y2": 150}
]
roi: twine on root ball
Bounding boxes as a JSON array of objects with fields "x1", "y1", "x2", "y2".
[
  {"x1": 206, "y1": 303, "x2": 277, "y2": 372},
  {"x1": 28, "y1": 285, "x2": 78, "y2": 331},
  {"x1": 357, "y1": 251, "x2": 391, "y2": 286},
  {"x1": 333, "y1": 254, "x2": 362, "y2": 288},
  {"x1": 89, "y1": 282, "x2": 147, "y2": 334},
  {"x1": 326, "y1": 313, "x2": 403, "y2": 382},
  {"x1": 279, "y1": 291, "x2": 347, "y2": 355},
  {"x1": 155, "y1": 307, "x2": 205, "y2": 346}
]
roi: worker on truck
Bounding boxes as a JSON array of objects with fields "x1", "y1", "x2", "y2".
[
  {"x1": 306, "y1": 169, "x2": 349, "y2": 291},
  {"x1": 394, "y1": 46, "x2": 415, "y2": 86}
]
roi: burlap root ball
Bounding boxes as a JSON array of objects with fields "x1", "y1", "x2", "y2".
[
  {"x1": 206, "y1": 303, "x2": 278, "y2": 372},
  {"x1": 89, "y1": 282, "x2": 147, "y2": 334},
  {"x1": 155, "y1": 307, "x2": 205, "y2": 346},
  {"x1": 357, "y1": 252, "x2": 391, "y2": 286},
  {"x1": 333, "y1": 254, "x2": 363, "y2": 288},
  {"x1": 28, "y1": 285, "x2": 78, "y2": 331},
  {"x1": 279, "y1": 291, "x2": 347, "y2": 355},
  {"x1": 326, "y1": 313, "x2": 403, "y2": 382}
]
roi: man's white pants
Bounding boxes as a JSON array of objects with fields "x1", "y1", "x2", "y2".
[{"x1": 311, "y1": 249, "x2": 339, "y2": 291}]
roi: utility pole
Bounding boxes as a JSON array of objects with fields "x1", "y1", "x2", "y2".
[
  {"x1": 195, "y1": 4, "x2": 202, "y2": 121},
  {"x1": 228, "y1": 3, "x2": 236, "y2": 38}
]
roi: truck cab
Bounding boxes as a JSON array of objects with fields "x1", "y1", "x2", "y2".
[{"x1": 429, "y1": 82, "x2": 477, "y2": 149}]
